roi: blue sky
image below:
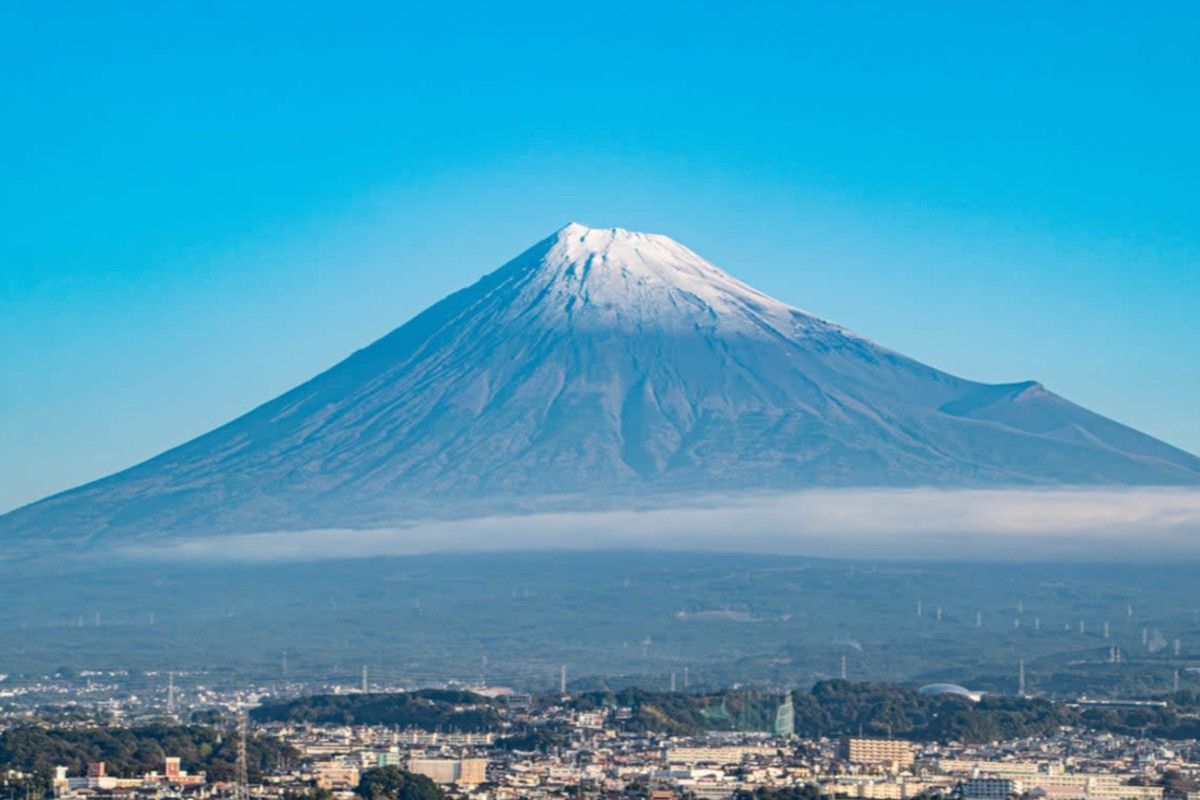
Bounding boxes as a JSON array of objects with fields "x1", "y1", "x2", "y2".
[{"x1": 2, "y1": 1, "x2": 1198, "y2": 513}]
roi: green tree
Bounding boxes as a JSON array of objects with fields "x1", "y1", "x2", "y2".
[
  {"x1": 734, "y1": 786, "x2": 822, "y2": 800},
  {"x1": 284, "y1": 788, "x2": 334, "y2": 800},
  {"x1": 356, "y1": 767, "x2": 446, "y2": 800}
]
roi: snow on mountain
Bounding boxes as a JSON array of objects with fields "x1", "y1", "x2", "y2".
[{"x1": 3, "y1": 223, "x2": 1198, "y2": 547}]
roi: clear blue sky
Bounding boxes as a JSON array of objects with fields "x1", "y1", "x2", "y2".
[{"x1": 2, "y1": 1, "x2": 1198, "y2": 513}]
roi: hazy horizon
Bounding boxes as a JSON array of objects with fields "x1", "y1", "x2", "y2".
[{"x1": 109, "y1": 487, "x2": 1200, "y2": 564}]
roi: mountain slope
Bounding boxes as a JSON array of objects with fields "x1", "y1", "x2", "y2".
[{"x1": 4, "y1": 223, "x2": 1198, "y2": 546}]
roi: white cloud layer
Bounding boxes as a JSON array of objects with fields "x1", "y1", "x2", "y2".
[{"x1": 123, "y1": 487, "x2": 1200, "y2": 563}]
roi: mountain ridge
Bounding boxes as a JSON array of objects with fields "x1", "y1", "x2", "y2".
[{"x1": 3, "y1": 223, "x2": 1198, "y2": 547}]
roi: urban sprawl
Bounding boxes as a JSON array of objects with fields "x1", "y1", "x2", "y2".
[{"x1": 3, "y1": 674, "x2": 1199, "y2": 800}]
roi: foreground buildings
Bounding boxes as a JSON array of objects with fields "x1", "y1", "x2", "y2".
[
  {"x1": 11, "y1": 690, "x2": 1198, "y2": 800},
  {"x1": 263, "y1": 721, "x2": 1193, "y2": 800}
]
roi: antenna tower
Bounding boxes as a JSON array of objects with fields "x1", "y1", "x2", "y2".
[{"x1": 236, "y1": 712, "x2": 249, "y2": 800}]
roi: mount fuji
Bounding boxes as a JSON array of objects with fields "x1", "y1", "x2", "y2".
[{"x1": 4, "y1": 223, "x2": 1198, "y2": 547}]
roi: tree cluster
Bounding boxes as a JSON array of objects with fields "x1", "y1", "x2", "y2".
[
  {"x1": 0, "y1": 724, "x2": 296, "y2": 784},
  {"x1": 567, "y1": 681, "x2": 1200, "y2": 742},
  {"x1": 355, "y1": 766, "x2": 446, "y2": 800},
  {"x1": 251, "y1": 691, "x2": 498, "y2": 731}
]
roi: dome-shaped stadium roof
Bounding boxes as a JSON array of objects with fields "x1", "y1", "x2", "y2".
[{"x1": 918, "y1": 683, "x2": 983, "y2": 702}]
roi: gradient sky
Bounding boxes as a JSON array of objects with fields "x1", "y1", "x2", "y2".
[{"x1": 2, "y1": 2, "x2": 1198, "y2": 513}]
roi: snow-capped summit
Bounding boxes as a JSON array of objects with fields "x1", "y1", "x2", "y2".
[
  {"x1": 546, "y1": 221, "x2": 786, "y2": 315},
  {"x1": 491, "y1": 222, "x2": 803, "y2": 335},
  {"x1": 2, "y1": 224, "x2": 1198, "y2": 546}
]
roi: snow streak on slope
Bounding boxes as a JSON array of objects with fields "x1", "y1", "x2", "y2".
[{"x1": 2, "y1": 223, "x2": 1198, "y2": 547}]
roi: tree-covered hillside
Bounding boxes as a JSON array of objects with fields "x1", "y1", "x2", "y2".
[
  {"x1": 251, "y1": 690, "x2": 499, "y2": 731},
  {"x1": 563, "y1": 682, "x2": 1200, "y2": 742},
  {"x1": 0, "y1": 723, "x2": 296, "y2": 783}
]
